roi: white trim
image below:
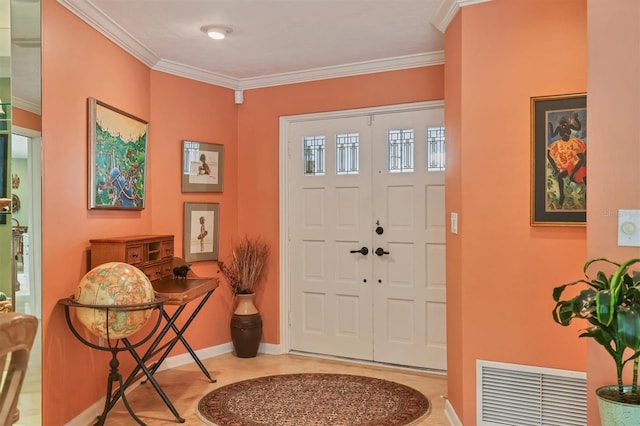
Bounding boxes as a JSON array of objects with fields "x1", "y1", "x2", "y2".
[
  {"x1": 239, "y1": 52, "x2": 444, "y2": 90},
  {"x1": 56, "y1": 0, "x2": 159, "y2": 68},
  {"x1": 279, "y1": 100, "x2": 445, "y2": 356},
  {"x1": 431, "y1": 0, "x2": 493, "y2": 33},
  {"x1": 55, "y1": 0, "x2": 443, "y2": 90},
  {"x1": 11, "y1": 97, "x2": 41, "y2": 116},
  {"x1": 153, "y1": 59, "x2": 238, "y2": 90},
  {"x1": 11, "y1": 125, "x2": 41, "y2": 139},
  {"x1": 279, "y1": 116, "x2": 291, "y2": 354},
  {"x1": 445, "y1": 399, "x2": 463, "y2": 426}
]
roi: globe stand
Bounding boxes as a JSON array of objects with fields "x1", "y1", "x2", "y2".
[{"x1": 57, "y1": 295, "x2": 186, "y2": 425}]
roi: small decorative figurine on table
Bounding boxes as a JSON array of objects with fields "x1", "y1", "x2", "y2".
[{"x1": 173, "y1": 264, "x2": 191, "y2": 279}]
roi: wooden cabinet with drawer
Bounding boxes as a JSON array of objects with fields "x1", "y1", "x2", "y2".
[{"x1": 89, "y1": 235, "x2": 175, "y2": 281}]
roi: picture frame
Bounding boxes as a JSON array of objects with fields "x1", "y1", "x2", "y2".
[
  {"x1": 181, "y1": 140, "x2": 224, "y2": 193},
  {"x1": 530, "y1": 93, "x2": 587, "y2": 226},
  {"x1": 183, "y1": 202, "x2": 220, "y2": 262},
  {"x1": 88, "y1": 97, "x2": 148, "y2": 210},
  {"x1": 0, "y1": 134, "x2": 7, "y2": 224}
]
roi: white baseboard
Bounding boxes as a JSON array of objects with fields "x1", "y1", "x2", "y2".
[
  {"x1": 65, "y1": 342, "x2": 283, "y2": 426},
  {"x1": 259, "y1": 341, "x2": 283, "y2": 355},
  {"x1": 445, "y1": 399, "x2": 463, "y2": 426}
]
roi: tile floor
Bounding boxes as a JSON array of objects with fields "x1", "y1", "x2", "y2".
[
  {"x1": 98, "y1": 353, "x2": 448, "y2": 425},
  {"x1": 11, "y1": 265, "x2": 448, "y2": 426}
]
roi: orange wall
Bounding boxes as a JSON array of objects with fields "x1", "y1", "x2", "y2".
[
  {"x1": 444, "y1": 10, "x2": 464, "y2": 422},
  {"x1": 40, "y1": 0, "x2": 443, "y2": 422},
  {"x1": 12, "y1": 107, "x2": 41, "y2": 131},
  {"x1": 587, "y1": 0, "x2": 640, "y2": 423},
  {"x1": 42, "y1": 1, "x2": 151, "y2": 423},
  {"x1": 40, "y1": 0, "x2": 238, "y2": 423},
  {"x1": 148, "y1": 70, "x2": 240, "y2": 347},
  {"x1": 237, "y1": 68, "x2": 444, "y2": 342},
  {"x1": 444, "y1": 0, "x2": 587, "y2": 424}
]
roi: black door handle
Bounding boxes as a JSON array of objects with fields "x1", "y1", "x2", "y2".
[
  {"x1": 350, "y1": 247, "x2": 369, "y2": 255},
  {"x1": 375, "y1": 248, "x2": 389, "y2": 256}
]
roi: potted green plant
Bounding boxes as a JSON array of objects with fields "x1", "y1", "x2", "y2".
[
  {"x1": 552, "y1": 257, "x2": 640, "y2": 425},
  {"x1": 217, "y1": 236, "x2": 270, "y2": 358}
]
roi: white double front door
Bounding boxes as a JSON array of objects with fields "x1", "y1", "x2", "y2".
[{"x1": 285, "y1": 102, "x2": 446, "y2": 370}]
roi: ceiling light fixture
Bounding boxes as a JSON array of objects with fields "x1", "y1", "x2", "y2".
[{"x1": 201, "y1": 25, "x2": 232, "y2": 40}]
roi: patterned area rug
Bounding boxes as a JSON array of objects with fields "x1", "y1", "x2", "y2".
[{"x1": 196, "y1": 373, "x2": 431, "y2": 426}]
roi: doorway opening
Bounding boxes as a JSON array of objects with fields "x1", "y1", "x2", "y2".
[{"x1": 12, "y1": 127, "x2": 42, "y2": 426}]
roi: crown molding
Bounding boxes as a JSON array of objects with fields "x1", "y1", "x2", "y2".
[
  {"x1": 57, "y1": 0, "x2": 444, "y2": 91},
  {"x1": 154, "y1": 52, "x2": 444, "y2": 91},
  {"x1": 153, "y1": 59, "x2": 239, "y2": 90},
  {"x1": 12, "y1": 96, "x2": 41, "y2": 116},
  {"x1": 56, "y1": 0, "x2": 159, "y2": 68},
  {"x1": 237, "y1": 52, "x2": 444, "y2": 90},
  {"x1": 431, "y1": 0, "x2": 493, "y2": 33}
]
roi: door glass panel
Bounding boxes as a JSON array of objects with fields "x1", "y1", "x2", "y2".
[
  {"x1": 426, "y1": 126, "x2": 445, "y2": 171},
  {"x1": 303, "y1": 135, "x2": 325, "y2": 176},
  {"x1": 388, "y1": 129, "x2": 413, "y2": 173},
  {"x1": 336, "y1": 132, "x2": 359, "y2": 175}
]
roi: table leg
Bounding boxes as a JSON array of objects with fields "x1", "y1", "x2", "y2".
[
  {"x1": 149, "y1": 291, "x2": 216, "y2": 382},
  {"x1": 124, "y1": 339, "x2": 185, "y2": 423},
  {"x1": 95, "y1": 351, "x2": 147, "y2": 426}
]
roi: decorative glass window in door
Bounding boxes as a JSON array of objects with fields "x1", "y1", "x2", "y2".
[
  {"x1": 336, "y1": 132, "x2": 359, "y2": 175},
  {"x1": 303, "y1": 135, "x2": 325, "y2": 176},
  {"x1": 388, "y1": 129, "x2": 414, "y2": 173},
  {"x1": 426, "y1": 126, "x2": 446, "y2": 171}
]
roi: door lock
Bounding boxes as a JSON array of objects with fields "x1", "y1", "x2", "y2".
[
  {"x1": 375, "y1": 248, "x2": 389, "y2": 256},
  {"x1": 350, "y1": 247, "x2": 369, "y2": 255},
  {"x1": 375, "y1": 226, "x2": 384, "y2": 235}
]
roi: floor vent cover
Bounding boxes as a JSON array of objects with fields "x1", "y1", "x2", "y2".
[{"x1": 477, "y1": 360, "x2": 586, "y2": 426}]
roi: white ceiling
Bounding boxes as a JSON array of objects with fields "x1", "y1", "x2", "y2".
[
  {"x1": 10, "y1": 0, "x2": 490, "y2": 112},
  {"x1": 55, "y1": 0, "x2": 466, "y2": 90}
]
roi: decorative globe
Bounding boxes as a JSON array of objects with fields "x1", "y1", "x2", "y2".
[{"x1": 75, "y1": 262, "x2": 155, "y2": 339}]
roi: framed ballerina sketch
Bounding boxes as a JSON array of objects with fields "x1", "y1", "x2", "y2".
[
  {"x1": 88, "y1": 98, "x2": 148, "y2": 210},
  {"x1": 530, "y1": 93, "x2": 587, "y2": 226},
  {"x1": 183, "y1": 202, "x2": 220, "y2": 262},
  {"x1": 181, "y1": 141, "x2": 224, "y2": 193}
]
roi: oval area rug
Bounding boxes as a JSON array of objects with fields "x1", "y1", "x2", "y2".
[{"x1": 196, "y1": 373, "x2": 431, "y2": 426}]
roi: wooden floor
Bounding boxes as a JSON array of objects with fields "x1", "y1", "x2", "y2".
[{"x1": 95, "y1": 353, "x2": 448, "y2": 425}]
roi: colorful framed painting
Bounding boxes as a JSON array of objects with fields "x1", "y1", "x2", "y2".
[
  {"x1": 181, "y1": 140, "x2": 224, "y2": 193},
  {"x1": 184, "y1": 202, "x2": 220, "y2": 262},
  {"x1": 88, "y1": 98, "x2": 148, "y2": 210},
  {"x1": 530, "y1": 93, "x2": 587, "y2": 226}
]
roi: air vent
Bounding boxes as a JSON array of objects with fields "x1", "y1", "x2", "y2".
[{"x1": 477, "y1": 360, "x2": 586, "y2": 426}]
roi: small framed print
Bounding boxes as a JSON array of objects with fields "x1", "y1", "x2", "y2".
[
  {"x1": 531, "y1": 93, "x2": 587, "y2": 226},
  {"x1": 183, "y1": 202, "x2": 220, "y2": 262},
  {"x1": 182, "y1": 141, "x2": 224, "y2": 193}
]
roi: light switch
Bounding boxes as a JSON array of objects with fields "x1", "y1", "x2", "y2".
[
  {"x1": 451, "y1": 212, "x2": 458, "y2": 235},
  {"x1": 618, "y1": 209, "x2": 640, "y2": 247}
]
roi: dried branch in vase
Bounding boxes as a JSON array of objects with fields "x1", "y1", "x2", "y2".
[{"x1": 217, "y1": 236, "x2": 270, "y2": 294}]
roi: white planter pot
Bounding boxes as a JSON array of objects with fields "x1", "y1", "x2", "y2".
[{"x1": 597, "y1": 385, "x2": 640, "y2": 426}]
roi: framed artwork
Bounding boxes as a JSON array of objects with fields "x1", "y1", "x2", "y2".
[
  {"x1": 184, "y1": 202, "x2": 220, "y2": 262},
  {"x1": 0, "y1": 134, "x2": 7, "y2": 224},
  {"x1": 531, "y1": 93, "x2": 587, "y2": 226},
  {"x1": 181, "y1": 140, "x2": 224, "y2": 193},
  {"x1": 88, "y1": 97, "x2": 148, "y2": 210}
]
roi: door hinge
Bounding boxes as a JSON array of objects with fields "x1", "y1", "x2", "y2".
[
  {"x1": 367, "y1": 115, "x2": 373, "y2": 126},
  {"x1": 288, "y1": 311, "x2": 292, "y2": 326},
  {"x1": 287, "y1": 140, "x2": 291, "y2": 157}
]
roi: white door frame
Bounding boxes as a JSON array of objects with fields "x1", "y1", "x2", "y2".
[{"x1": 278, "y1": 100, "x2": 444, "y2": 354}]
